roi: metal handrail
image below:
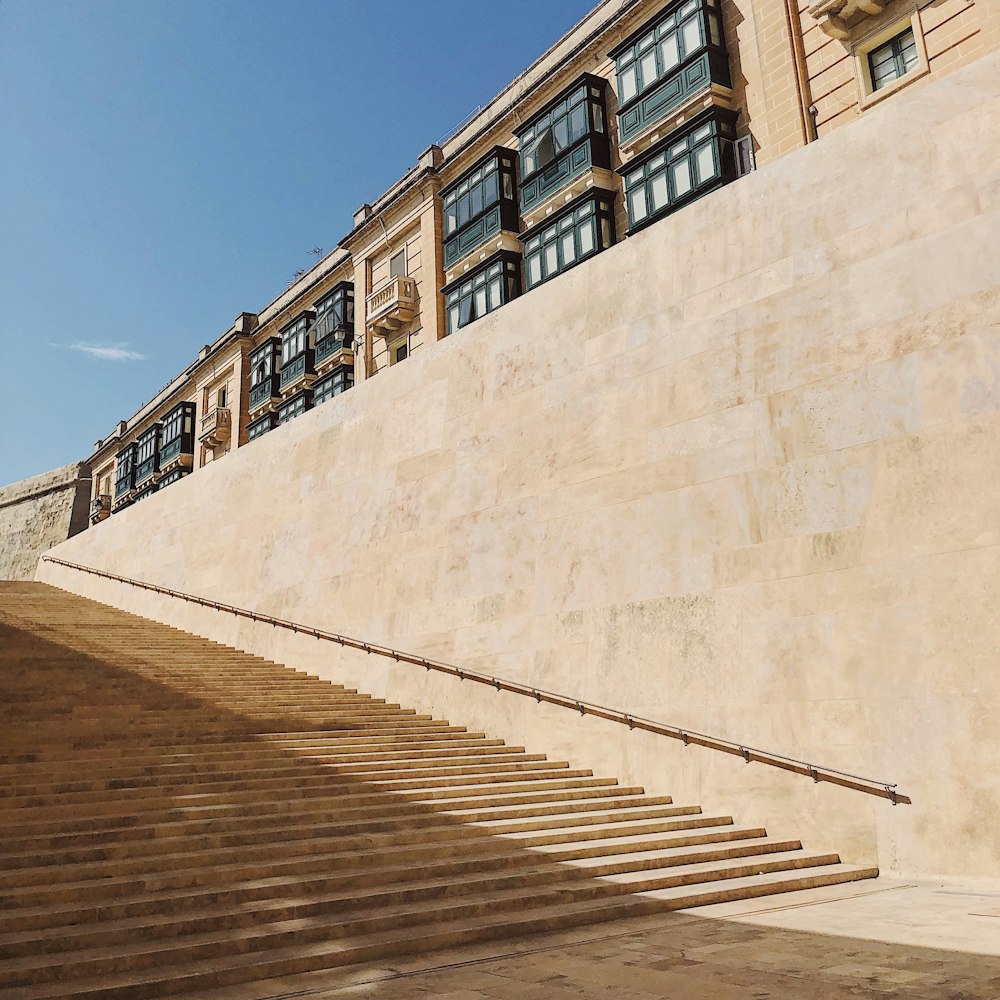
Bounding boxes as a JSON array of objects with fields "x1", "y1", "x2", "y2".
[{"x1": 41, "y1": 554, "x2": 910, "y2": 805}]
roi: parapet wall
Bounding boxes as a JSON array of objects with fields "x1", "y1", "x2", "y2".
[
  {"x1": 0, "y1": 463, "x2": 91, "y2": 581},
  {"x1": 40, "y1": 52, "x2": 1000, "y2": 883}
]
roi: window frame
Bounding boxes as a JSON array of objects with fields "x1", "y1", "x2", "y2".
[
  {"x1": 514, "y1": 74, "x2": 612, "y2": 214},
  {"x1": 313, "y1": 365, "x2": 355, "y2": 406},
  {"x1": 389, "y1": 249, "x2": 407, "y2": 280},
  {"x1": 247, "y1": 412, "x2": 277, "y2": 442},
  {"x1": 521, "y1": 191, "x2": 616, "y2": 292},
  {"x1": 854, "y1": 10, "x2": 929, "y2": 110},
  {"x1": 443, "y1": 251, "x2": 523, "y2": 336},
  {"x1": 441, "y1": 147, "x2": 520, "y2": 268},
  {"x1": 611, "y1": 0, "x2": 726, "y2": 111},
  {"x1": 277, "y1": 389, "x2": 312, "y2": 426},
  {"x1": 621, "y1": 107, "x2": 739, "y2": 234},
  {"x1": 159, "y1": 401, "x2": 196, "y2": 465},
  {"x1": 114, "y1": 443, "x2": 137, "y2": 498},
  {"x1": 313, "y1": 282, "x2": 355, "y2": 347},
  {"x1": 279, "y1": 312, "x2": 312, "y2": 368},
  {"x1": 134, "y1": 424, "x2": 161, "y2": 484}
]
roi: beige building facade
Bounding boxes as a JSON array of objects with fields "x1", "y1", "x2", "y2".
[{"x1": 86, "y1": 0, "x2": 999, "y2": 520}]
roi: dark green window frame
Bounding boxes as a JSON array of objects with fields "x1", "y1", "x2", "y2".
[
  {"x1": 277, "y1": 390, "x2": 311, "y2": 426},
  {"x1": 444, "y1": 252, "x2": 522, "y2": 336},
  {"x1": 522, "y1": 192, "x2": 616, "y2": 292},
  {"x1": 622, "y1": 108, "x2": 738, "y2": 232},
  {"x1": 313, "y1": 283, "x2": 355, "y2": 344},
  {"x1": 249, "y1": 338, "x2": 281, "y2": 409},
  {"x1": 869, "y1": 28, "x2": 918, "y2": 92},
  {"x1": 610, "y1": 0, "x2": 731, "y2": 146},
  {"x1": 159, "y1": 401, "x2": 195, "y2": 465},
  {"x1": 314, "y1": 367, "x2": 354, "y2": 406},
  {"x1": 114, "y1": 444, "x2": 137, "y2": 498},
  {"x1": 280, "y1": 313, "x2": 312, "y2": 368},
  {"x1": 248, "y1": 412, "x2": 276, "y2": 441},
  {"x1": 158, "y1": 467, "x2": 188, "y2": 489},
  {"x1": 442, "y1": 149, "x2": 519, "y2": 268},
  {"x1": 614, "y1": 0, "x2": 723, "y2": 105},
  {"x1": 134, "y1": 425, "x2": 161, "y2": 485},
  {"x1": 516, "y1": 76, "x2": 611, "y2": 214}
]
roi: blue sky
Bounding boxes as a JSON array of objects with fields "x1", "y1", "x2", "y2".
[{"x1": 0, "y1": 0, "x2": 595, "y2": 487}]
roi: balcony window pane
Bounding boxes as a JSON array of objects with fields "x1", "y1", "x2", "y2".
[
  {"x1": 671, "y1": 159, "x2": 692, "y2": 197},
  {"x1": 650, "y1": 173, "x2": 669, "y2": 213},
  {"x1": 620, "y1": 64, "x2": 637, "y2": 103},
  {"x1": 640, "y1": 50, "x2": 657, "y2": 90},
  {"x1": 658, "y1": 33, "x2": 680, "y2": 73},
  {"x1": 630, "y1": 187, "x2": 648, "y2": 223},
  {"x1": 544, "y1": 243, "x2": 559, "y2": 277},
  {"x1": 579, "y1": 220, "x2": 595, "y2": 256},
  {"x1": 681, "y1": 17, "x2": 702, "y2": 57},
  {"x1": 695, "y1": 143, "x2": 716, "y2": 183},
  {"x1": 528, "y1": 254, "x2": 542, "y2": 285}
]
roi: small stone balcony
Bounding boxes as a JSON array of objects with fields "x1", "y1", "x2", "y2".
[
  {"x1": 808, "y1": 0, "x2": 887, "y2": 38},
  {"x1": 90, "y1": 495, "x2": 111, "y2": 525},
  {"x1": 365, "y1": 276, "x2": 418, "y2": 336},
  {"x1": 199, "y1": 407, "x2": 231, "y2": 448}
]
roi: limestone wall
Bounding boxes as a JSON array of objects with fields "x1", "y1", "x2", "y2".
[
  {"x1": 1, "y1": 463, "x2": 91, "y2": 581},
  {"x1": 39, "y1": 52, "x2": 1000, "y2": 883}
]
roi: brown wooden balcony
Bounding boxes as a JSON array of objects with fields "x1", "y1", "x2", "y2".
[
  {"x1": 199, "y1": 407, "x2": 231, "y2": 448},
  {"x1": 365, "y1": 276, "x2": 418, "y2": 336}
]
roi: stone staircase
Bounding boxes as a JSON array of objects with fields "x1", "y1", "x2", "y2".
[{"x1": 0, "y1": 582, "x2": 878, "y2": 999}]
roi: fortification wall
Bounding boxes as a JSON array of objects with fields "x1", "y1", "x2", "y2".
[
  {"x1": 0, "y1": 463, "x2": 91, "y2": 581},
  {"x1": 40, "y1": 52, "x2": 1000, "y2": 882}
]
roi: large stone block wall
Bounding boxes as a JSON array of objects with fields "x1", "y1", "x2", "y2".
[
  {"x1": 1, "y1": 463, "x2": 91, "y2": 581},
  {"x1": 40, "y1": 52, "x2": 1000, "y2": 882}
]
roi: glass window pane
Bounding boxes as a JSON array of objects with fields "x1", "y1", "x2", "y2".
[
  {"x1": 630, "y1": 188, "x2": 648, "y2": 223},
  {"x1": 696, "y1": 143, "x2": 716, "y2": 184},
  {"x1": 659, "y1": 33, "x2": 680, "y2": 71},
  {"x1": 671, "y1": 158, "x2": 692, "y2": 198},
  {"x1": 489, "y1": 277, "x2": 503, "y2": 307},
  {"x1": 470, "y1": 184, "x2": 483, "y2": 217},
  {"x1": 448, "y1": 305, "x2": 459, "y2": 333},
  {"x1": 458, "y1": 297, "x2": 474, "y2": 328},
  {"x1": 708, "y1": 14, "x2": 722, "y2": 47},
  {"x1": 561, "y1": 231, "x2": 576, "y2": 265},
  {"x1": 483, "y1": 171, "x2": 499, "y2": 207},
  {"x1": 639, "y1": 50, "x2": 658, "y2": 90},
  {"x1": 681, "y1": 17, "x2": 702, "y2": 57},
  {"x1": 527, "y1": 254, "x2": 542, "y2": 286},
  {"x1": 579, "y1": 220, "x2": 595, "y2": 256},
  {"x1": 544, "y1": 243, "x2": 559, "y2": 277},
  {"x1": 445, "y1": 205, "x2": 458, "y2": 235},
  {"x1": 620, "y1": 65, "x2": 638, "y2": 103},
  {"x1": 569, "y1": 104, "x2": 587, "y2": 142},
  {"x1": 552, "y1": 116, "x2": 569, "y2": 153},
  {"x1": 650, "y1": 173, "x2": 669, "y2": 212}
]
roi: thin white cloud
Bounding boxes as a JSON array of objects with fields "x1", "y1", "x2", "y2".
[{"x1": 70, "y1": 342, "x2": 149, "y2": 362}]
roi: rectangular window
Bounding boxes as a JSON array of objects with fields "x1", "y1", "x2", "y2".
[
  {"x1": 250, "y1": 343, "x2": 274, "y2": 385},
  {"x1": 445, "y1": 254, "x2": 522, "y2": 336},
  {"x1": 217, "y1": 386, "x2": 227, "y2": 409},
  {"x1": 247, "y1": 413, "x2": 276, "y2": 441},
  {"x1": 518, "y1": 84, "x2": 605, "y2": 180},
  {"x1": 442, "y1": 150, "x2": 519, "y2": 268},
  {"x1": 280, "y1": 315, "x2": 309, "y2": 366},
  {"x1": 115, "y1": 444, "x2": 137, "y2": 497},
  {"x1": 277, "y1": 391, "x2": 311, "y2": 426},
  {"x1": 522, "y1": 195, "x2": 615, "y2": 291},
  {"x1": 314, "y1": 367, "x2": 354, "y2": 405},
  {"x1": 623, "y1": 109, "x2": 737, "y2": 231},
  {"x1": 393, "y1": 341, "x2": 409, "y2": 364},
  {"x1": 869, "y1": 27, "x2": 918, "y2": 92},
  {"x1": 314, "y1": 283, "x2": 355, "y2": 340},
  {"x1": 614, "y1": 0, "x2": 722, "y2": 107},
  {"x1": 161, "y1": 405, "x2": 186, "y2": 445},
  {"x1": 390, "y1": 250, "x2": 407, "y2": 279}
]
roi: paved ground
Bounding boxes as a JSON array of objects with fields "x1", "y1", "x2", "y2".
[{"x1": 206, "y1": 879, "x2": 1000, "y2": 999}]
